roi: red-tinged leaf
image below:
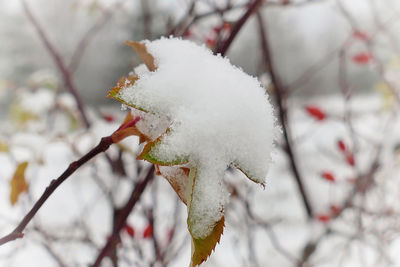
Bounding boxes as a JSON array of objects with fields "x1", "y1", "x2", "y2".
[
  {"x1": 337, "y1": 139, "x2": 346, "y2": 152},
  {"x1": 353, "y1": 31, "x2": 369, "y2": 40},
  {"x1": 102, "y1": 114, "x2": 115, "y2": 122},
  {"x1": 305, "y1": 105, "x2": 326, "y2": 121},
  {"x1": 330, "y1": 205, "x2": 341, "y2": 215},
  {"x1": 143, "y1": 225, "x2": 153, "y2": 239},
  {"x1": 316, "y1": 214, "x2": 331, "y2": 223},
  {"x1": 123, "y1": 224, "x2": 135, "y2": 238},
  {"x1": 352, "y1": 52, "x2": 373, "y2": 64},
  {"x1": 111, "y1": 113, "x2": 149, "y2": 144},
  {"x1": 125, "y1": 41, "x2": 156, "y2": 72},
  {"x1": 321, "y1": 171, "x2": 335, "y2": 183},
  {"x1": 346, "y1": 154, "x2": 355, "y2": 166}
]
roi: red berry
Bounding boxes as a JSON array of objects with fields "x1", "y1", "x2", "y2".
[
  {"x1": 103, "y1": 114, "x2": 115, "y2": 122},
  {"x1": 330, "y1": 205, "x2": 341, "y2": 215},
  {"x1": 316, "y1": 214, "x2": 331, "y2": 223},
  {"x1": 352, "y1": 52, "x2": 373, "y2": 64},
  {"x1": 346, "y1": 154, "x2": 355, "y2": 166},
  {"x1": 353, "y1": 31, "x2": 369, "y2": 40},
  {"x1": 321, "y1": 171, "x2": 335, "y2": 183},
  {"x1": 143, "y1": 225, "x2": 153, "y2": 239},
  {"x1": 123, "y1": 224, "x2": 135, "y2": 238},
  {"x1": 337, "y1": 139, "x2": 346, "y2": 152},
  {"x1": 305, "y1": 105, "x2": 326, "y2": 121}
]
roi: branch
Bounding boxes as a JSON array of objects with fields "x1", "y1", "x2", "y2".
[
  {"x1": 256, "y1": 12, "x2": 314, "y2": 218},
  {"x1": 0, "y1": 117, "x2": 141, "y2": 246},
  {"x1": 21, "y1": 0, "x2": 91, "y2": 128},
  {"x1": 214, "y1": 0, "x2": 263, "y2": 56},
  {"x1": 91, "y1": 165, "x2": 155, "y2": 267},
  {"x1": 69, "y1": 0, "x2": 127, "y2": 73}
]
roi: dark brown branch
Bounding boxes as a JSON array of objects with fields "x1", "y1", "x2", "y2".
[
  {"x1": 214, "y1": 0, "x2": 263, "y2": 56},
  {"x1": 0, "y1": 135, "x2": 113, "y2": 246},
  {"x1": 141, "y1": 0, "x2": 152, "y2": 39},
  {"x1": 0, "y1": 117, "x2": 141, "y2": 246},
  {"x1": 21, "y1": 0, "x2": 91, "y2": 128},
  {"x1": 256, "y1": 12, "x2": 314, "y2": 218},
  {"x1": 91, "y1": 165, "x2": 155, "y2": 267}
]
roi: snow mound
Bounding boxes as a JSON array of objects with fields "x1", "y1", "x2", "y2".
[{"x1": 118, "y1": 37, "x2": 275, "y2": 238}]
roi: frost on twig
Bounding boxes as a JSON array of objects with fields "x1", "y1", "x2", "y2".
[{"x1": 109, "y1": 37, "x2": 275, "y2": 266}]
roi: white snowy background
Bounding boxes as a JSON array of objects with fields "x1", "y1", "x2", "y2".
[{"x1": 1, "y1": 0, "x2": 400, "y2": 266}]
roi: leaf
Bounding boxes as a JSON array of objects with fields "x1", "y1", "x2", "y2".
[
  {"x1": 234, "y1": 162, "x2": 265, "y2": 186},
  {"x1": 10, "y1": 162, "x2": 29, "y2": 205},
  {"x1": 157, "y1": 166, "x2": 189, "y2": 204},
  {"x1": 111, "y1": 113, "x2": 149, "y2": 144},
  {"x1": 137, "y1": 130, "x2": 189, "y2": 166},
  {"x1": 187, "y1": 168, "x2": 224, "y2": 267},
  {"x1": 190, "y1": 217, "x2": 224, "y2": 267},
  {"x1": 375, "y1": 82, "x2": 395, "y2": 110},
  {"x1": 125, "y1": 41, "x2": 156, "y2": 72},
  {"x1": 0, "y1": 141, "x2": 9, "y2": 152},
  {"x1": 107, "y1": 76, "x2": 149, "y2": 113}
]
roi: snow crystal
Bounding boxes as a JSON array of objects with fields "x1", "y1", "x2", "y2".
[{"x1": 118, "y1": 37, "x2": 275, "y2": 238}]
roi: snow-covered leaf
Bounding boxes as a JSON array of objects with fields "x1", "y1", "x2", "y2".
[
  {"x1": 187, "y1": 167, "x2": 225, "y2": 266},
  {"x1": 111, "y1": 38, "x2": 275, "y2": 266}
]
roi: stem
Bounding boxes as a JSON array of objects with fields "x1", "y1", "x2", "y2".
[
  {"x1": 21, "y1": 0, "x2": 91, "y2": 128},
  {"x1": 214, "y1": 0, "x2": 263, "y2": 56},
  {"x1": 0, "y1": 117, "x2": 140, "y2": 246},
  {"x1": 0, "y1": 136, "x2": 113, "y2": 246},
  {"x1": 256, "y1": 12, "x2": 313, "y2": 218},
  {"x1": 91, "y1": 165, "x2": 155, "y2": 267}
]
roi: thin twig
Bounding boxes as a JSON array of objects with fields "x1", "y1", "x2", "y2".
[
  {"x1": 0, "y1": 117, "x2": 140, "y2": 246},
  {"x1": 214, "y1": 0, "x2": 264, "y2": 56},
  {"x1": 21, "y1": 0, "x2": 91, "y2": 128},
  {"x1": 91, "y1": 165, "x2": 155, "y2": 267},
  {"x1": 256, "y1": 12, "x2": 314, "y2": 218}
]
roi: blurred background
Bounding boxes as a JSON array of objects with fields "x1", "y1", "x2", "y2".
[{"x1": 1, "y1": 0, "x2": 400, "y2": 266}]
